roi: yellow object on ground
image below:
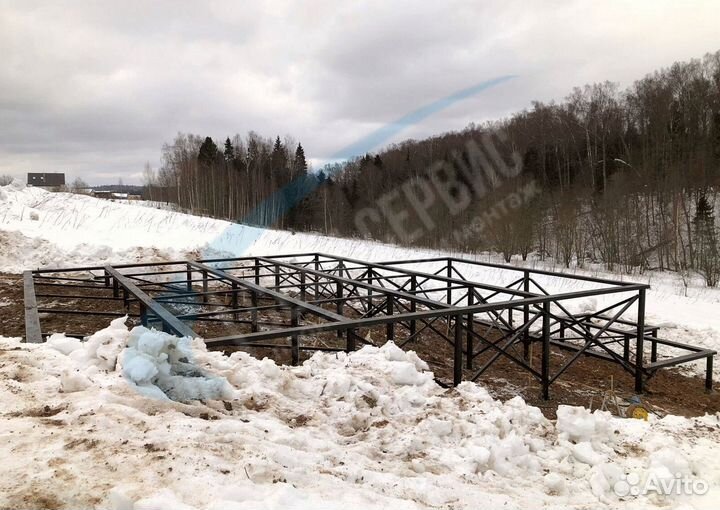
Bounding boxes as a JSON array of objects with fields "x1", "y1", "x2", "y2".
[{"x1": 626, "y1": 404, "x2": 649, "y2": 421}]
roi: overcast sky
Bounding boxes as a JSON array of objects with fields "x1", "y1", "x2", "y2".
[{"x1": 1, "y1": 1, "x2": 719, "y2": 185}]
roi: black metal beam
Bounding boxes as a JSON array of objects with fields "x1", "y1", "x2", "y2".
[
  {"x1": 188, "y1": 261, "x2": 345, "y2": 323},
  {"x1": 104, "y1": 266, "x2": 197, "y2": 338}
]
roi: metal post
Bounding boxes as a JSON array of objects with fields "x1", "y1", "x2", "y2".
[
  {"x1": 523, "y1": 270, "x2": 530, "y2": 361},
  {"x1": 650, "y1": 330, "x2": 658, "y2": 363},
  {"x1": 140, "y1": 303, "x2": 148, "y2": 327},
  {"x1": 112, "y1": 277, "x2": 119, "y2": 298},
  {"x1": 186, "y1": 263, "x2": 192, "y2": 292},
  {"x1": 336, "y1": 279, "x2": 343, "y2": 338},
  {"x1": 542, "y1": 301, "x2": 550, "y2": 400},
  {"x1": 410, "y1": 276, "x2": 417, "y2": 338},
  {"x1": 386, "y1": 297, "x2": 394, "y2": 341},
  {"x1": 274, "y1": 264, "x2": 280, "y2": 289},
  {"x1": 447, "y1": 260, "x2": 452, "y2": 305},
  {"x1": 454, "y1": 314, "x2": 463, "y2": 386},
  {"x1": 466, "y1": 291, "x2": 474, "y2": 369},
  {"x1": 635, "y1": 289, "x2": 646, "y2": 393},
  {"x1": 314, "y1": 254, "x2": 320, "y2": 297},
  {"x1": 291, "y1": 306, "x2": 299, "y2": 365},
  {"x1": 202, "y1": 270, "x2": 208, "y2": 304},
  {"x1": 251, "y1": 291, "x2": 258, "y2": 332},
  {"x1": 346, "y1": 329, "x2": 356, "y2": 353},
  {"x1": 367, "y1": 270, "x2": 374, "y2": 311},
  {"x1": 231, "y1": 282, "x2": 238, "y2": 319},
  {"x1": 706, "y1": 356, "x2": 713, "y2": 392},
  {"x1": 623, "y1": 335, "x2": 630, "y2": 362},
  {"x1": 254, "y1": 258, "x2": 260, "y2": 285},
  {"x1": 300, "y1": 271, "x2": 306, "y2": 301}
]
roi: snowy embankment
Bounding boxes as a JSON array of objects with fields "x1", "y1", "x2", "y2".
[
  {"x1": 1, "y1": 318, "x2": 719, "y2": 509},
  {"x1": 2, "y1": 180, "x2": 720, "y2": 375}
]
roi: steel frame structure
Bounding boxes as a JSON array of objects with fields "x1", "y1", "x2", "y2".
[{"x1": 23, "y1": 252, "x2": 715, "y2": 399}]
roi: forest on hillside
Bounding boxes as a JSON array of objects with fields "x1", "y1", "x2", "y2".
[{"x1": 145, "y1": 50, "x2": 720, "y2": 286}]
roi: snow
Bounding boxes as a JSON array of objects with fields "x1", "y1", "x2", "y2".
[
  {"x1": 1, "y1": 181, "x2": 720, "y2": 508},
  {"x1": 0, "y1": 320, "x2": 719, "y2": 509}
]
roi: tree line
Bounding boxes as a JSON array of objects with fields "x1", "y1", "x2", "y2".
[
  {"x1": 146, "y1": 133, "x2": 315, "y2": 230},
  {"x1": 145, "y1": 50, "x2": 720, "y2": 285}
]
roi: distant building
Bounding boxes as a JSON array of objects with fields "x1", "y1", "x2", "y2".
[{"x1": 27, "y1": 172, "x2": 65, "y2": 189}]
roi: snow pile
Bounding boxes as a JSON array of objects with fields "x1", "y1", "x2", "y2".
[
  {"x1": 1, "y1": 320, "x2": 718, "y2": 509},
  {"x1": 0, "y1": 181, "x2": 242, "y2": 271},
  {"x1": 121, "y1": 326, "x2": 231, "y2": 401},
  {"x1": 47, "y1": 316, "x2": 231, "y2": 402}
]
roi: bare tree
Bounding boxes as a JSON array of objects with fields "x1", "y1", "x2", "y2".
[{"x1": 70, "y1": 177, "x2": 89, "y2": 194}]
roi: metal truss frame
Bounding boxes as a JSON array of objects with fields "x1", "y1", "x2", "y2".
[{"x1": 23, "y1": 252, "x2": 716, "y2": 398}]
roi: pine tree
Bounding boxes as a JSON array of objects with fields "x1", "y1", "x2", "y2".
[
  {"x1": 271, "y1": 136, "x2": 283, "y2": 162},
  {"x1": 198, "y1": 137, "x2": 218, "y2": 167},
  {"x1": 224, "y1": 137, "x2": 234, "y2": 162},
  {"x1": 693, "y1": 193, "x2": 720, "y2": 286},
  {"x1": 294, "y1": 143, "x2": 308, "y2": 176}
]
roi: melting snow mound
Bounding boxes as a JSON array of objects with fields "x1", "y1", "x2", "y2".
[
  {"x1": 122, "y1": 326, "x2": 232, "y2": 401},
  {"x1": 1, "y1": 319, "x2": 719, "y2": 509},
  {"x1": 48, "y1": 316, "x2": 231, "y2": 402}
]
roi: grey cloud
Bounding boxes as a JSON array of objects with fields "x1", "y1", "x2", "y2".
[{"x1": 0, "y1": 0, "x2": 718, "y2": 184}]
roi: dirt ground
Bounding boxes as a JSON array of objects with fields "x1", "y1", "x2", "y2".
[{"x1": 2, "y1": 271, "x2": 717, "y2": 419}]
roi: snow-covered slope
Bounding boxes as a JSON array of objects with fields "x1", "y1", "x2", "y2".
[{"x1": 1, "y1": 319, "x2": 718, "y2": 509}]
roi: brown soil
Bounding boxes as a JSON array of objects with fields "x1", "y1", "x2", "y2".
[{"x1": 1, "y1": 271, "x2": 717, "y2": 419}]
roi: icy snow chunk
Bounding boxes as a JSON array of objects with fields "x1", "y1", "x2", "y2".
[
  {"x1": 391, "y1": 361, "x2": 431, "y2": 386},
  {"x1": 556, "y1": 405, "x2": 614, "y2": 444},
  {"x1": 572, "y1": 441, "x2": 606, "y2": 466},
  {"x1": 123, "y1": 354, "x2": 159, "y2": 384},
  {"x1": 648, "y1": 447, "x2": 693, "y2": 481},
  {"x1": 588, "y1": 463, "x2": 624, "y2": 499},
  {"x1": 121, "y1": 327, "x2": 232, "y2": 402},
  {"x1": 259, "y1": 357, "x2": 282, "y2": 379},
  {"x1": 543, "y1": 472, "x2": 566, "y2": 494},
  {"x1": 411, "y1": 459, "x2": 426, "y2": 473},
  {"x1": 381, "y1": 340, "x2": 407, "y2": 361},
  {"x1": 426, "y1": 417, "x2": 453, "y2": 437},
  {"x1": 489, "y1": 434, "x2": 537, "y2": 476},
  {"x1": 70, "y1": 315, "x2": 130, "y2": 370},
  {"x1": 108, "y1": 487, "x2": 134, "y2": 510},
  {"x1": 136, "y1": 331, "x2": 168, "y2": 358},
  {"x1": 324, "y1": 372, "x2": 352, "y2": 398},
  {"x1": 47, "y1": 333, "x2": 83, "y2": 355},
  {"x1": 133, "y1": 489, "x2": 197, "y2": 510},
  {"x1": 380, "y1": 341, "x2": 429, "y2": 371},
  {"x1": 455, "y1": 381, "x2": 494, "y2": 403},
  {"x1": 405, "y1": 349, "x2": 429, "y2": 372},
  {"x1": 60, "y1": 368, "x2": 92, "y2": 392}
]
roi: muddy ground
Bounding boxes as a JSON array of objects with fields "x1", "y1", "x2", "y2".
[{"x1": 1, "y1": 272, "x2": 717, "y2": 419}]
